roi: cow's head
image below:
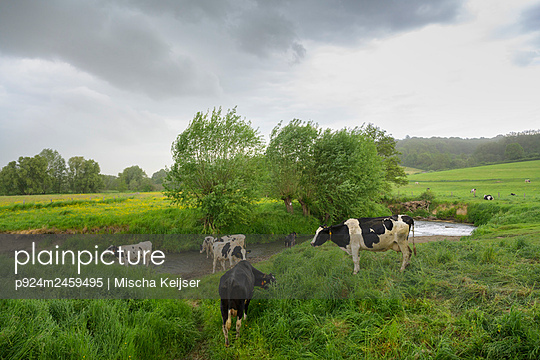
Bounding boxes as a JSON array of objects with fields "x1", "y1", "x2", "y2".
[
  {"x1": 258, "y1": 273, "x2": 276, "y2": 289},
  {"x1": 200, "y1": 236, "x2": 214, "y2": 253},
  {"x1": 106, "y1": 245, "x2": 119, "y2": 258},
  {"x1": 311, "y1": 225, "x2": 331, "y2": 247}
]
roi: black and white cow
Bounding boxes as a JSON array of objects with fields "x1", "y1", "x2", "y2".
[
  {"x1": 212, "y1": 240, "x2": 248, "y2": 273},
  {"x1": 200, "y1": 234, "x2": 246, "y2": 258},
  {"x1": 311, "y1": 215, "x2": 415, "y2": 274},
  {"x1": 219, "y1": 260, "x2": 275, "y2": 347},
  {"x1": 483, "y1": 194, "x2": 494, "y2": 200},
  {"x1": 284, "y1": 232, "x2": 297, "y2": 247},
  {"x1": 106, "y1": 241, "x2": 152, "y2": 266}
]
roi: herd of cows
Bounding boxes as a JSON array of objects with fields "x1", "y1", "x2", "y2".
[
  {"x1": 105, "y1": 214, "x2": 417, "y2": 346},
  {"x1": 106, "y1": 215, "x2": 416, "y2": 346},
  {"x1": 197, "y1": 214, "x2": 416, "y2": 346}
]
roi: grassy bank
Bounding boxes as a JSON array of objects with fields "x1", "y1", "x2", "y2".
[
  {"x1": 0, "y1": 193, "x2": 319, "y2": 251},
  {"x1": 195, "y1": 233, "x2": 540, "y2": 359}
]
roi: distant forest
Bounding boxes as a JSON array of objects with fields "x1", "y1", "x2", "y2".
[
  {"x1": 397, "y1": 130, "x2": 540, "y2": 171},
  {"x1": 0, "y1": 148, "x2": 166, "y2": 196}
]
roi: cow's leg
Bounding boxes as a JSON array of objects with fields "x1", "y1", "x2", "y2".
[
  {"x1": 220, "y1": 300, "x2": 229, "y2": 347},
  {"x1": 351, "y1": 245, "x2": 361, "y2": 274},
  {"x1": 244, "y1": 299, "x2": 251, "y2": 320},
  {"x1": 396, "y1": 241, "x2": 412, "y2": 272},
  {"x1": 221, "y1": 260, "x2": 227, "y2": 272},
  {"x1": 236, "y1": 303, "x2": 245, "y2": 339},
  {"x1": 213, "y1": 258, "x2": 217, "y2": 273}
]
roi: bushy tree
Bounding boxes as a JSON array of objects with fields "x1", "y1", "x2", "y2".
[
  {"x1": 67, "y1": 156, "x2": 102, "y2": 193},
  {"x1": 266, "y1": 119, "x2": 319, "y2": 215},
  {"x1": 17, "y1": 155, "x2": 50, "y2": 194},
  {"x1": 39, "y1": 148, "x2": 67, "y2": 193},
  {"x1": 360, "y1": 124, "x2": 407, "y2": 188},
  {"x1": 505, "y1": 143, "x2": 524, "y2": 160},
  {"x1": 0, "y1": 161, "x2": 21, "y2": 195},
  {"x1": 311, "y1": 128, "x2": 384, "y2": 223},
  {"x1": 118, "y1": 165, "x2": 153, "y2": 192},
  {"x1": 164, "y1": 107, "x2": 264, "y2": 232}
]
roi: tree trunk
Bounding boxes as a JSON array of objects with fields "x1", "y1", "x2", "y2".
[
  {"x1": 283, "y1": 196, "x2": 293, "y2": 214},
  {"x1": 298, "y1": 198, "x2": 310, "y2": 216}
]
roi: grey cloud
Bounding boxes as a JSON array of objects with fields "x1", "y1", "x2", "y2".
[
  {"x1": 519, "y1": 2, "x2": 540, "y2": 32},
  {"x1": 284, "y1": 0, "x2": 466, "y2": 43},
  {"x1": 0, "y1": 0, "x2": 221, "y2": 99},
  {"x1": 0, "y1": 0, "x2": 466, "y2": 99},
  {"x1": 511, "y1": 2, "x2": 540, "y2": 66}
]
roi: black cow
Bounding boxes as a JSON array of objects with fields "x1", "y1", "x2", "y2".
[
  {"x1": 484, "y1": 194, "x2": 494, "y2": 200},
  {"x1": 219, "y1": 260, "x2": 275, "y2": 346},
  {"x1": 284, "y1": 232, "x2": 297, "y2": 247},
  {"x1": 311, "y1": 215, "x2": 415, "y2": 274}
]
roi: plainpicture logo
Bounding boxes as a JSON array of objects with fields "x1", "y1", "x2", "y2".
[{"x1": 1, "y1": 234, "x2": 204, "y2": 299}]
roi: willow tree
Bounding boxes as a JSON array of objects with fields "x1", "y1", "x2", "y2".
[
  {"x1": 311, "y1": 128, "x2": 385, "y2": 223},
  {"x1": 164, "y1": 107, "x2": 264, "y2": 232},
  {"x1": 266, "y1": 119, "x2": 319, "y2": 215}
]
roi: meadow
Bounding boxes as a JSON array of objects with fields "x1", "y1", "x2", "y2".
[
  {"x1": 1, "y1": 161, "x2": 540, "y2": 359},
  {"x1": 398, "y1": 160, "x2": 540, "y2": 202}
]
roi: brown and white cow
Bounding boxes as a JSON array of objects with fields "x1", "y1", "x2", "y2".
[{"x1": 311, "y1": 215, "x2": 415, "y2": 274}]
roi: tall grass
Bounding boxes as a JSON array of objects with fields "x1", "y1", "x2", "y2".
[
  {"x1": 195, "y1": 235, "x2": 540, "y2": 358},
  {"x1": 0, "y1": 299, "x2": 199, "y2": 360}
]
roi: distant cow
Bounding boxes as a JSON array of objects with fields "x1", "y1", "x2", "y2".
[
  {"x1": 525, "y1": 179, "x2": 531, "y2": 183},
  {"x1": 311, "y1": 215, "x2": 415, "y2": 274},
  {"x1": 219, "y1": 260, "x2": 275, "y2": 346},
  {"x1": 106, "y1": 241, "x2": 152, "y2": 266},
  {"x1": 511, "y1": 193, "x2": 516, "y2": 196},
  {"x1": 483, "y1": 194, "x2": 494, "y2": 200},
  {"x1": 200, "y1": 234, "x2": 246, "y2": 258},
  {"x1": 212, "y1": 240, "x2": 248, "y2": 273},
  {"x1": 284, "y1": 232, "x2": 297, "y2": 247}
]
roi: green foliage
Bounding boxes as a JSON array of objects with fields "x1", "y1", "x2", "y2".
[
  {"x1": 118, "y1": 165, "x2": 154, "y2": 192},
  {"x1": 468, "y1": 203, "x2": 506, "y2": 226},
  {"x1": 165, "y1": 107, "x2": 264, "y2": 232},
  {"x1": 311, "y1": 128, "x2": 384, "y2": 222},
  {"x1": 505, "y1": 142, "x2": 525, "y2": 160},
  {"x1": 361, "y1": 123, "x2": 408, "y2": 188},
  {"x1": 68, "y1": 156, "x2": 103, "y2": 193},
  {"x1": 39, "y1": 148, "x2": 67, "y2": 193},
  {"x1": 266, "y1": 119, "x2": 320, "y2": 215}
]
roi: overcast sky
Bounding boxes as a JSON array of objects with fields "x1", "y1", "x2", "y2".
[{"x1": 1, "y1": 0, "x2": 539, "y2": 176}]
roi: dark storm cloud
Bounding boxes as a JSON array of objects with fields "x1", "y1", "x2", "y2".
[
  {"x1": 0, "y1": 0, "x2": 466, "y2": 98},
  {"x1": 0, "y1": 0, "x2": 220, "y2": 99}
]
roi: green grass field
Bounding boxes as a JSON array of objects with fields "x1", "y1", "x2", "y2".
[
  {"x1": 1, "y1": 161, "x2": 540, "y2": 359},
  {"x1": 399, "y1": 160, "x2": 540, "y2": 202}
]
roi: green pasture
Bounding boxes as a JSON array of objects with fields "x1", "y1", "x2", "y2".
[
  {"x1": 397, "y1": 160, "x2": 540, "y2": 202},
  {"x1": 2, "y1": 234, "x2": 539, "y2": 359}
]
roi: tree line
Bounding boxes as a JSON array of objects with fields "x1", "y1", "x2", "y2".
[
  {"x1": 164, "y1": 107, "x2": 406, "y2": 231},
  {"x1": 0, "y1": 149, "x2": 165, "y2": 196},
  {"x1": 397, "y1": 130, "x2": 540, "y2": 171}
]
